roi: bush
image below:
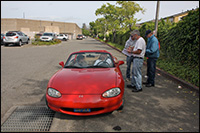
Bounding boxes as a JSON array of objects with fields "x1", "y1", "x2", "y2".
[
  {"x1": 32, "y1": 39, "x2": 61, "y2": 45},
  {"x1": 157, "y1": 8, "x2": 199, "y2": 86}
]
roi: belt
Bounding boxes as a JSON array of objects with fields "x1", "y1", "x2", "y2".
[{"x1": 133, "y1": 56, "x2": 143, "y2": 59}]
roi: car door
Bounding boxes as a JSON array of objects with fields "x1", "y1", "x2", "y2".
[
  {"x1": 17, "y1": 32, "x2": 24, "y2": 42},
  {"x1": 21, "y1": 32, "x2": 27, "y2": 42}
]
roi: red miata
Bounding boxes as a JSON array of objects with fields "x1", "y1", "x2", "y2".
[{"x1": 46, "y1": 50, "x2": 125, "y2": 116}]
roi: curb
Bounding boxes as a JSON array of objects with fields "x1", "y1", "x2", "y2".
[{"x1": 94, "y1": 38, "x2": 199, "y2": 93}]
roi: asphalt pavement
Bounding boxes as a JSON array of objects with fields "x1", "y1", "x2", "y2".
[{"x1": 1, "y1": 37, "x2": 199, "y2": 132}]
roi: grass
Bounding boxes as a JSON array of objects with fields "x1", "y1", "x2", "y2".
[{"x1": 31, "y1": 39, "x2": 61, "y2": 46}]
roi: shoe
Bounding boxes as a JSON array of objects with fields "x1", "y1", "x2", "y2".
[
  {"x1": 145, "y1": 83, "x2": 155, "y2": 87},
  {"x1": 132, "y1": 88, "x2": 142, "y2": 92},
  {"x1": 127, "y1": 85, "x2": 136, "y2": 89},
  {"x1": 142, "y1": 81, "x2": 149, "y2": 84}
]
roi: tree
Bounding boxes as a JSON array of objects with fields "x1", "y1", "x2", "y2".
[
  {"x1": 116, "y1": 1, "x2": 145, "y2": 31},
  {"x1": 82, "y1": 23, "x2": 87, "y2": 30},
  {"x1": 95, "y1": 3, "x2": 121, "y2": 42}
]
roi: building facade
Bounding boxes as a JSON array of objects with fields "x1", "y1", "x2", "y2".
[
  {"x1": 1, "y1": 18, "x2": 82, "y2": 39},
  {"x1": 136, "y1": 8, "x2": 197, "y2": 28}
]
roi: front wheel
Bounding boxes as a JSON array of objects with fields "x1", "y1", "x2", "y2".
[
  {"x1": 26, "y1": 39, "x2": 29, "y2": 44},
  {"x1": 117, "y1": 98, "x2": 125, "y2": 111},
  {"x1": 45, "y1": 97, "x2": 55, "y2": 112}
]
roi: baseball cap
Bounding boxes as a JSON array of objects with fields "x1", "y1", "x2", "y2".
[{"x1": 145, "y1": 30, "x2": 152, "y2": 37}]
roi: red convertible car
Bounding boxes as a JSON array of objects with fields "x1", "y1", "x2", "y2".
[{"x1": 46, "y1": 50, "x2": 125, "y2": 116}]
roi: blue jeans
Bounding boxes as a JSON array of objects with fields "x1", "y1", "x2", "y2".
[
  {"x1": 131, "y1": 58, "x2": 144, "y2": 90},
  {"x1": 126, "y1": 56, "x2": 134, "y2": 79},
  {"x1": 147, "y1": 58, "x2": 157, "y2": 85}
]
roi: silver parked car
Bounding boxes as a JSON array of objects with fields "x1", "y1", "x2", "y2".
[
  {"x1": 40, "y1": 32, "x2": 56, "y2": 41},
  {"x1": 56, "y1": 34, "x2": 68, "y2": 41},
  {"x1": 3, "y1": 31, "x2": 30, "y2": 46}
]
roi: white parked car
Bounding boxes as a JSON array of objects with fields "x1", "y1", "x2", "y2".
[
  {"x1": 40, "y1": 32, "x2": 56, "y2": 41},
  {"x1": 83, "y1": 35, "x2": 86, "y2": 39},
  {"x1": 3, "y1": 31, "x2": 30, "y2": 46},
  {"x1": 56, "y1": 34, "x2": 68, "y2": 41}
]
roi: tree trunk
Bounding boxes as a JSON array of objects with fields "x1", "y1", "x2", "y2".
[
  {"x1": 129, "y1": 24, "x2": 132, "y2": 31},
  {"x1": 113, "y1": 30, "x2": 116, "y2": 43}
]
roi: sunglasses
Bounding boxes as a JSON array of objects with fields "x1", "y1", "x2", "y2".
[{"x1": 130, "y1": 35, "x2": 133, "y2": 37}]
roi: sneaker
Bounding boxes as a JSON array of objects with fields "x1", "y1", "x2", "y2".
[
  {"x1": 127, "y1": 85, "x2": 136, "y2": 89},
  {"x1": 142, "y1": 81, "x2": 149, "y2": 84},
  {"x1": 132, "y1": 88, "x2": 143, "y2": 92},
  {"x1": 145, "y1": 84, "x2": 155, "y2": 87}
]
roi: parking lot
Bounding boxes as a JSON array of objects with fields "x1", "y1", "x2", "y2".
[{"x1": 1, "y1": 37, "x2": 199, "y2": 132}]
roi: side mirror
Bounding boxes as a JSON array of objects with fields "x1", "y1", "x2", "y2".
[
  {"x1": 117, "y1": 60, "x2": 124, "y2": 67},
  {"x1": 59, "y1": 61, "x2": 64, "y2": 68}
]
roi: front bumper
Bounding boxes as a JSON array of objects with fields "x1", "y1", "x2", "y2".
[{"x1": 46, "y1": 94, "x2": 123, "y2": 116}]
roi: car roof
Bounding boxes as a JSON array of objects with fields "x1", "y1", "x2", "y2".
[
  {"x1": 71, "y1": 50, "x2": 111, "y2": 54},
  {"x1": 7, "y1": 31, "x2": 20, "y2": 33}
]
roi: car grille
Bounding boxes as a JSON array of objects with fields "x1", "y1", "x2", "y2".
[
  {"x1": 60, "y1": 107, "x2": 104, "y2": 113},
  {"x1": 42, "y1": 38, "x2": 49, "y2": 39}
]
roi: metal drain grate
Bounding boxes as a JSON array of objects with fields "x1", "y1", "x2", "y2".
[{"x1": 1, "y1": 106, "x2": 55, "y2": 132}]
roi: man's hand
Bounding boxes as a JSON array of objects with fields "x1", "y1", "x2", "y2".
[{"x1": 127, "y1": 46, "x2": 133, "y2": 53}]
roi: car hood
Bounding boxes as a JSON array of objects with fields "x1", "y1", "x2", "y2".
[{"x1": 49, "y1": 68, "x2": 117, "y2": 95}]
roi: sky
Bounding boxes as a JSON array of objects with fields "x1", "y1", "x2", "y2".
[{"x1": 1, "y1": 1, "x2": 199, "y2": 28}]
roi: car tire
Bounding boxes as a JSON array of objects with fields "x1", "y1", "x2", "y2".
[
  {"x1": 26, "y1": 39, "x2": 29, "y2": 44},
  {"x1": 117, "y1": 98, "x2": 125, "y2": 111},
  {"x1": 18, "y1": 40, "x2": 22, "y2": 46},
  {"x1": 63, "y1": 38, "x2": 67, "y2": 41},
  {"x1": 45, "y1": 97, "x2": 55, "y2": 112},
  {"x1": 105, "y1": 111, "x2": 113, "y2": 115}
]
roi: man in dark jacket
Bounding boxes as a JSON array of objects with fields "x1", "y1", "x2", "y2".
[{"x1": 144, "y1": 30, "x2": 160, "y2": 87}]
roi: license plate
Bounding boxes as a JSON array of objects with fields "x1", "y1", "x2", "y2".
[{"x1": 74, "y1": 108, "x2": 91, "y2": 112}]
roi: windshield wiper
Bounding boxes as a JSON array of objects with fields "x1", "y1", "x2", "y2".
[
  {"x1": 64, "y1": 66, "x2": 82, "y2": 68},
  {"x1": 86, "y1": 66, "x2": 109, "y2": 68}
]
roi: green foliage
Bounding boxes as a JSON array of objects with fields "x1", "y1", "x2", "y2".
[
  {"x1": 158, "y1": 9, "x2": 199, "y2": 87},
  {"x1": 139, "y1": 21, "x2": 155, "y2": 42},
  {"x1": 32, "y1": 39, "x2": 61, "y2": 45},
  {"x1": 82, "y1": 28, "x2": 90, "y2": 36},
  {"x1": 160, "y1": 9, "x2": 199, "y2": 69}
]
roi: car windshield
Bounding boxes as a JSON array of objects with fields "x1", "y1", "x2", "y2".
[
  {"x1": 6, "y1": 32, "x2": 16, "y2": 36},
  {"x1": 64, "y1": 52, "x2": 115, "y2": 68},
  {"x1": 78, "y1": 35, "x2": 82, "y2": 37},
  {"x1": 43, "y1": 33, "x2": 53, "y2": 36}
]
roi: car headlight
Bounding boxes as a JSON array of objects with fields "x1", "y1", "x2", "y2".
[
  {"x1": 47, "y1": 88, "x2": 61, "y2": 98},
  {"x1": 102, "y1": 88, "x2": 121, "y2": 98}
]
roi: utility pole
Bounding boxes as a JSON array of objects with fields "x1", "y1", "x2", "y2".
[{"x1": 154, "y1": 1, "x2": 160, "y2": 36}]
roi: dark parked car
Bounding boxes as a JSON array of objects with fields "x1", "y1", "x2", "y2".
[
  {"x1": 34, "y1": 33, "x2": 43, "y2": 41},
  {"x1": 1, "y1": 33, "x2": 4, "y2": 45},
  {"x1": 3, "y1": 31, "x2": 30, "y2": 46},
  {"x1": 76, "y1": 34, "x2": 83, "y2": 40}
]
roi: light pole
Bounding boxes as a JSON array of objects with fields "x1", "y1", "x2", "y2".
[{"x1": 154, "y1": 1, "x2": 160, "y2": 36}]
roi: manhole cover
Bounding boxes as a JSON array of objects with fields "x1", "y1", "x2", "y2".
[{"x1": 1, "y1": 106, "x2": 55, "y2": 132}]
